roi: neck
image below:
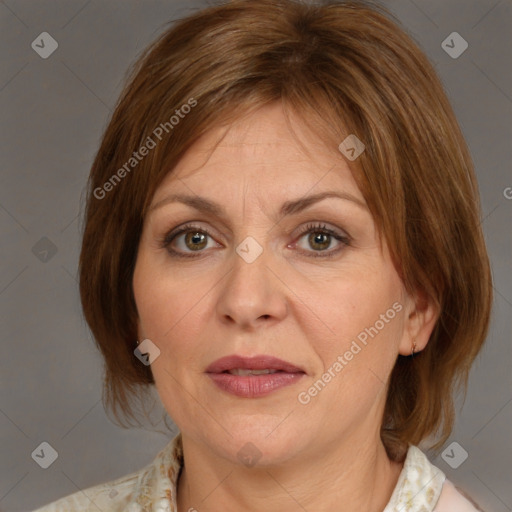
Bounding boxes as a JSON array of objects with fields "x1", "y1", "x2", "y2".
[{"x1": 176, "y1": 429, "x2": 404, "y2": 512}]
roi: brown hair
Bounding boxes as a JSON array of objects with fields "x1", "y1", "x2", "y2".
[{"x1": 79, "y1": 0, "x2": 492, "y2": 460}]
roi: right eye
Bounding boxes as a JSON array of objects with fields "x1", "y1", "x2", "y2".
[{"x1": 162, "y1": 223, "x2": 221, "y2": 257}]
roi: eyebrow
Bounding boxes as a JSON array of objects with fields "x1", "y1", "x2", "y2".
[{"x1": 148, "y1": 190, "x2": 368, "y2": 218}]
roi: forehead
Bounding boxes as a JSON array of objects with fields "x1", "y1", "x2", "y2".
[{"x1": 152, "y1": 103, "x2": 363, "y2": 204}]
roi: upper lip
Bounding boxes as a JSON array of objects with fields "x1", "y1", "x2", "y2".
[{"x1": 206, "y1": 355, "x2": 305, "y2": 374}]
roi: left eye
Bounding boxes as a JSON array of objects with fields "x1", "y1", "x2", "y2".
[
  {"x1": 293, "y1": 223, "x2": 350, "y2": 257},
  {"x1": 298, "y1": 231, "x2": 336, "y2": 251}
]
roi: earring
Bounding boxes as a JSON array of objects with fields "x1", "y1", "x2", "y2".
[{"x1": 411, "y1": 340, "x2": 417, "y2": 357}]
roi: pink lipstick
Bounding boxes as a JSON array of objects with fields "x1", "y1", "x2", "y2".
[{"x1": 206, "y1": 355, "x2": 306, "y2": 398}]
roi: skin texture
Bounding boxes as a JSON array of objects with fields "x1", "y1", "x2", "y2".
[{"x1": 133, "y1": 103, "x2": 438, "y2": 512}]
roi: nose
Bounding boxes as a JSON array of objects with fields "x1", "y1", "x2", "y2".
[{"x1": 216, "y1": 241, "x2": 288, "y2": 330}]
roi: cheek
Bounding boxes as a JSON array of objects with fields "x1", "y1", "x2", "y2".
[
  {"x1": 305, "y1": 276, "x2": 404, "y2": 409},
  {"x1": 133, "y1": 250, "x2": 182, "y2": 333},
  {"x1": 313, "y1": 269, "x2": 403, "y2": 346},
  {"x1": 133, "y1": 258, "x2": 211, "y2": 366}
]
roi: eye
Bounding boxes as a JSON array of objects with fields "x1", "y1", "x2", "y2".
[
  {"x1": 161, "y1": 223, "x2": 219, "y2": 257},
  {"x1": 160, "y1": 222, "x2": 351, "y2": 259},
  {"x1": 292, "y1": 223, "x2": 351, "y2": 258}
]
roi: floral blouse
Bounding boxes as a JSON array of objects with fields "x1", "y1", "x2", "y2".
[{"x1": 31, "y1": 432, "x2": 482, "y2": 512}]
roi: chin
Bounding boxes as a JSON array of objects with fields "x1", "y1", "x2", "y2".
[{"x1": 208, "y1": 422, "x2": 306, "y2": 467}]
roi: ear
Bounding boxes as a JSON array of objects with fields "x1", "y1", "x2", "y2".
[{"x1": 398, "y1": 288, "x2": 439, "y2": 356}]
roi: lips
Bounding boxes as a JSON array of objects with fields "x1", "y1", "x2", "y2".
[
  {"x1": 205, "y1": 355, "x2": 305, "y2": 374},
  {"x1": 205, "y1": 355, "x2": 306, "y2": 398}
]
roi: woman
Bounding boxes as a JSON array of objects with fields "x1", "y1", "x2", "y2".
[{"x1": 33, "y1": 0, "x2": 492, "y2": 510}]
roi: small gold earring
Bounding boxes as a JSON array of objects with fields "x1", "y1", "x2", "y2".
[{"x1": 411, "y1": 340, "x2": 417, "y2": 357}]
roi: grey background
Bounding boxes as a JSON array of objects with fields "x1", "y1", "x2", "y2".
[{"x1": 0, "y1": 0, "x2": 510, "y2": 511}]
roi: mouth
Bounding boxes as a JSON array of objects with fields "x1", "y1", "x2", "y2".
[{"x1": 205, "y1": 355, "x2": 306, "y2": 398}]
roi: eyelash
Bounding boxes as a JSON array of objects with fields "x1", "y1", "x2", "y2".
[{"x1": 160, "y1": 222, "x2": 351, "y2": 259}]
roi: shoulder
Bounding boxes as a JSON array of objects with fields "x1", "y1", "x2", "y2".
[
  {"x1": 30, "y1": 433, "x2": 183, "y2": 512},
  {"x1": 29, "y1": 466, "x2": 145, "y2": 512},
  {"x1": 384, "y1": 445, "x2": 484, "y2": 512},
  {"x1": 384, "y1": 445, "x2": 446, "y2": 511},
  {"x1": 434, "y1": 478, "x2": 485, "y2": 512}
]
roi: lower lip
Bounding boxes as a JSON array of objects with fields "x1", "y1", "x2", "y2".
[{"x1": 207, "y1": 372, "x2": 305, "y2": 398}]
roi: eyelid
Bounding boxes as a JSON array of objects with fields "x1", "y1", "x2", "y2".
[
  {"x1": 161, "y1": 222, "x2": 220, "y2": 247},
  {"x1": 294, "y1": 221, "x2": 349, "y2": 239},
  {"x1": 162, "y1": 219, "x2": 350, "y2": 242}
]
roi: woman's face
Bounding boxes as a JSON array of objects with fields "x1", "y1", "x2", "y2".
[{"x1": 133, "y1": 103, "x2": 420, "y2": 465}]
